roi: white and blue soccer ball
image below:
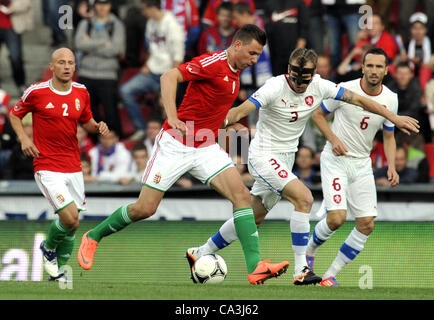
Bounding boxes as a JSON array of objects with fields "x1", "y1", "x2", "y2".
[{"x1": 192, "y1": 254, "x2": 228, "y2": 284}]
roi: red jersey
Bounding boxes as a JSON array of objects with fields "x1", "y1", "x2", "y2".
[
  {"x1": 163, "y1": 50, "x2": 240, "y2": 148},
  {"x1": 11, "y1": 80, "x2": 93, "y2": 173}
]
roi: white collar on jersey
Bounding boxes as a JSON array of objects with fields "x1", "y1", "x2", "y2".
[
  {"x1": 48, "y1": 79, "x2": 72, "y2": 95},
  {"x1": 224, "y1": 50, "x2": 238, "y2": 73}
]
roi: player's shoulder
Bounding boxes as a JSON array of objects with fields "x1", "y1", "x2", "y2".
[
  {"x1": 381, "y1": 83, "x2": 397, "y2": 98},
  {"x1": 196, "y1": 51, "x2": 227, "y2": 69},
  {"x1": 71, "y1": 81, "x2": 88, "y2": 91},
  {"x1": 21, "y1": 80, "x2": 50, "y2": 101},
  {"x1": 192, "y1": 51, "x2": 227, "y2": 73}
]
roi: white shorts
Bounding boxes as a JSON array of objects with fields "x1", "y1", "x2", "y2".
[
  {"x1": 142, "y1": 130, "x2": 234, "y2": 191},
  {"x1": 320, "y1": 150, "x2": 377, "y2": 218},
  {"x1": 248, "y1": 152, "x2": 297, "y2": 211},
  {"x1": 35, "y1": 170, "x2": 86, "y2": 213}
]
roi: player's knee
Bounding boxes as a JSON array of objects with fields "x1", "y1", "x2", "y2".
[
  {"x1": 62, "y1": 216, "x2": 79, "y2": 233},
  {"x1": 327, "y1": 211, "x2": 346, "y2": 230},
  {"x1": 231, "y1": 186, "x2": 251, "y2": 207},
  {"x1": 357, "y1": 219, "x2": 375, "y2": 235},
  {"x1": 294, "y1": 192, "x2": 314, "y2": 212},
  {"x1": 129, "y1": 202, "x2": 157, "y2": 220}
]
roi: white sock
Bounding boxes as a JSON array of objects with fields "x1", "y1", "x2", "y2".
[
  {"x1": 323, "y1": 227, "x2": 369, "y2": 279},
  {"x1": 198, "y1": 218, "x2": 238, "y2": 256},
  {"x1": 290, "y1": 211, "x2": 311, "y2": 273},
  {"x1": 306, "y1": 217, "x2": 335, "y2": 257}
]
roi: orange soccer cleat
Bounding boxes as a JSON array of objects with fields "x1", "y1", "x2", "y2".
[
  {"x1": 247, "y1": 259, "x2": 290, "y2": 285},
  {"x1": 77, "y1": 231, "x2": 99, "y2": 270}
]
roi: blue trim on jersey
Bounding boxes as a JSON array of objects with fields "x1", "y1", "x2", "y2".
[
  {"x1": 340, "y1": 242, "x2": 360, "y2": 260},
  {"x1": 248, "y1": 160, "x2": 282, "y2": 195},
  {"x1": 248, "y1": 97, "x2": 262, "y2": 109},
  {"x1": 320, "y1": 102, "x2": 331, "y2": 114},
  {"x1": 335, "y1": 87, "x2": 345, "y2": 100},
  {"x1": 291, "y1": 232, "x2": 310, "y2": 246},
  {"x1": 211, "y1": 231, "x2": 229, "y2": 249},
  {"x1": 383, "y1": 124, "x2": 395, "y2": 131}
]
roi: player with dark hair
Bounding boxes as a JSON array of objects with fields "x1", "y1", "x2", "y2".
[
  {"x1": 187, "y1": 47, "x2": 419, "y2": 285},
  {"x1": 78, "y1": 24, "x2": 290, "y2": 285},
  {"x1": 306, "y1": 47, "x2": 406, "y2": 286}
]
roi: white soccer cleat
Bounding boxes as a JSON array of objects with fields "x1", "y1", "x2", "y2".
[{"x1": 39, "y1": 241, "x2": 60, "y2": 278}]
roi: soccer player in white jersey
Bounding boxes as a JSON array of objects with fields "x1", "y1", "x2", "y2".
[
  {"x1": 186, "y1": 48, "x2": 419, "y2": 285},
  {"x1": 305, "y1": 47, "x2": 405, "y2": 287}
]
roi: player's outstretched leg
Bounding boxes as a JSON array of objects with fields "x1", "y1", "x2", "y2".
[
  {"x1": 78, "y1": 204, "x2": 133, "y2": 270},
  {"x1": 321, "y1": 227, "x2": 369, "y2": 287}
]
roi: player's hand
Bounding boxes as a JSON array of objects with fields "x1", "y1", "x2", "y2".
[
  {"x1": 96, "y1": 121, "x2": 109, "y2": 136},
  {"x1": 394, "y1": 115, "x2": 419, "y2": 135},
  {"x1": 330, "y1": 136, "x2": 348, "y2": 156},
  {"x1": 168, "y1": 118, "x2": 187, "y2": 136},
  {"x1": 21, "y1": 138, "x2": 40, "y2": 158},
  {"x1": 226, "y1": 123, "x2": 249, "y2": 139},
  {"x1": 387, "y1": 168, "x2": 399, "y2": 187}
]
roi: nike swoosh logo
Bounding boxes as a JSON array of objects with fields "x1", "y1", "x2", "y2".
[
  {"x1": 252, "y1": 267, "x2": 272, "y2": 275},
  {"x1": 80, "y1": 250, "x2": 89, "y2": 265}
]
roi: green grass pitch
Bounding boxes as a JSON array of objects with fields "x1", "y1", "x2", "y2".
[{"x1": 0, "y1": 220, "x2": 433, "y2": 300}]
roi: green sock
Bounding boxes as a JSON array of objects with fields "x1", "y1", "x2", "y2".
[
  {"x1": 56, "y1": 233, "x2": 75, "y2": 268},
  {"x1": 88, "y1": 205, "x2": 133, "y2": 242},
  {"x1": 45, "y1": 220, "x2": 70, "y2": 250},
  {"x1": 233, "y1": 207, "x2": 261, "y2": 273}
]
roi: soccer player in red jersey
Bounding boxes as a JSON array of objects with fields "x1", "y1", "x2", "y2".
[
  {"x1": 9, "y1": 48, "x2": 109, "y2": 281},
  {"x1": 78, "y1": 24, "x2": 290, "y2": 284}
]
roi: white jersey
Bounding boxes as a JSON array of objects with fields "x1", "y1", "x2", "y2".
[
  {"x1": 321, "y1": 78, "x2": 398, "y2": 158},
  {"x1": 146, "y1": 10, "x2": 185, "y2": 75},
  {"x1": 249, "y1": 74, "x2": 344, "y2": 154}
]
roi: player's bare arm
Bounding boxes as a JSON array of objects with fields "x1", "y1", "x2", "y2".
[
  {"x1": 312, "y1": 107, "x2": 348, "y2": 156},
  {"x1": 9, "y1": 112, "x2": 40, "y2": 158},
  {"x1": 82, "y1": 119, "x2": 109, "y2": 136},
  {"x1": 224, "y1": 100, "x2": 256, "y2": 127},
  {"x1": 160, "y1": 68, "x2": 187, "y2": 135},
  {"x1": 382, "y1": 129, "x2": 399, "y2": 187},
  {"x1": 340, "y1": 88, "x2": 420, "y2": 135}
]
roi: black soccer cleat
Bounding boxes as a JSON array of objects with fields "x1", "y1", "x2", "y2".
[{"x1": 293, "y1": 266, "x2": 322, "y2": 285}]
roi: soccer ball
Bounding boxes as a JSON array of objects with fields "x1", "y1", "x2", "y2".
[{"x1": 192, "y1": 254, "x2": 228, "y2": 284}]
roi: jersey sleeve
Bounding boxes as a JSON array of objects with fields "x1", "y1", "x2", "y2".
[
  {"x1": 319, "y1": 80, "x2": 345, "y2": 114},
  {"x1": 10, "y1": 87, "x2": 35, "y2": 119},
  {"x1": 383, "y1": 93, "x2": 398, "y2": 131},
  {"x1": 178, "y1": 54, "x2": 218, "y2": 82},
  {"x1": 319, "y1": 78, "x2": 345, "y2": 101},
  {"x1": 248, "y1": 77, "x2": 279, "y2": 109},
  {"x1": 79, "y1": 90, "x2": 93, "y2": 123}
]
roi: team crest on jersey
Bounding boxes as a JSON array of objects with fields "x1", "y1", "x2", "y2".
[
  {"x1": 153, "y1": 172, "x2": 162, "y2": 184},
  {"x1": 14, "y1": 105, "x2": 22, "y2": 112},
  {"x1": 305, "y1": 96, "x2": 314, "y2": 106},
  {"x1": 333, "y1": 194, "x2": 341, "y2": 204},
  {"x1": 186, "y1": 62, "x2": 200, "y2": 74},
  {"x1": 75, "y1": 98, "x2": 80, "y2": 111},
  {"x1": 278, "y1": 170, "x2": 288, "y2": 178},
  {"x1": 56, "y1": 193, "x2": 65, "y2": 204}
]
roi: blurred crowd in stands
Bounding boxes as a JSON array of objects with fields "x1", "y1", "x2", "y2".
[{"x1": 1, "y1": 0, "x2": 434, "y2": 186}]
